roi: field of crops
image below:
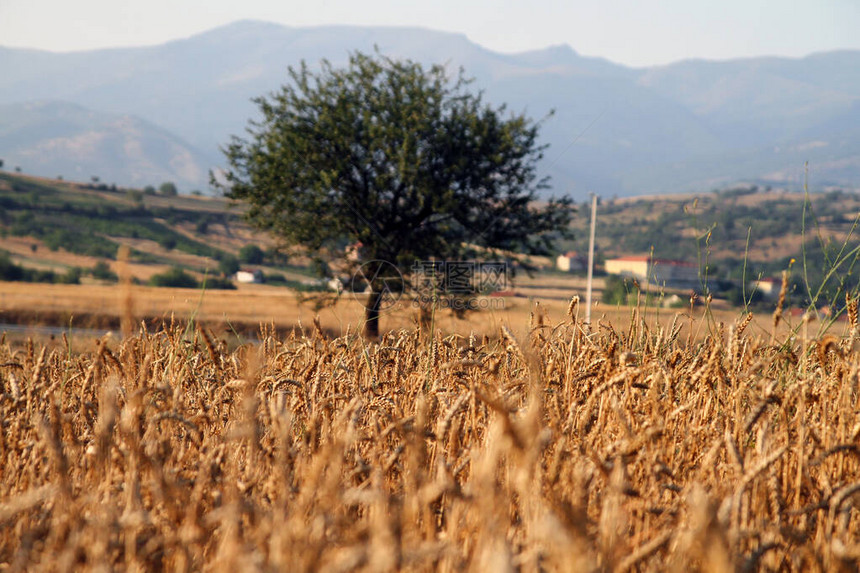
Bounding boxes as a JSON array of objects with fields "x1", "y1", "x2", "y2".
[{"x1": 2, "y1": 301, "x2": 860, "y2": 571}]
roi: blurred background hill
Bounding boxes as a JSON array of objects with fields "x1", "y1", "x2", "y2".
[{"x1": 2, "y1": 21, "x2": 859, "y2": 199}]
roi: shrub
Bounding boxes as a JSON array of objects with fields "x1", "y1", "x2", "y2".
[
  {"x1": 239, "y1": 244, "x2": 265, "y2": 265},
  {"x1": 158, "y1": 236, "x2": 177, "y2": 251},
  {"x1": 217, "y1": 255, "x2": 240, "y2": 277},
  {"x1": 0, "y1": 251, "x2": 24, "y2": 281},
  {"x1": 91, "y1": 261, "x2": 118, "y2": 282},
  {"x1": 602, "y1": 274, "x2": 638, "y2": 305},
  {"x1": 262, "y1": 272, "x2": 289, "y2": 286},
  {"x1": 159, "y1": 182, "x2": 178, "y2": 197},
  {"x1": 148, "y1": 267, "x2": 199, "y2": 288},
  {"x1": 56, "y1": 267, "x2": 82, "y2": 285},
  {"x1": 127, "y1": 189, "x2": 144, "y2": 204},
  {"x1": 200, "y1": 276, "x2": 236, "y2": 290},
  {"x1": 0, "y1": 252, "x2": 59, "y2": 283}
]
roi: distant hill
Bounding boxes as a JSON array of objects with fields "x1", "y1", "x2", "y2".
[
  {"x1": 559, "y1": 184, "x2": 860, "y2": 309},
  {"x1": 1, "y1": 21, "x2": 859, "y2": 198},
  {"x1": 1, "y1": 172, "x2": 858, "y2": 311},
  {"x1": 0, "y1": 101, "x2": 212, "y2": 189},
  {"x1": 0, "y1": 171, "x2": 346, "y2": 290}
]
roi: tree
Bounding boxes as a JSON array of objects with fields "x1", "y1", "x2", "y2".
[
  {"x1": 91, "y1": 260, "x2": 118, "y2": 282},
  {"x1": 216, "y1": 51, "x2": 574, "y2": 338},
  {"x1": 239, "y1": 244, "x2": 265, "y2": 265},
  {"x1": 218, "y1": 254, "x2": 240, "y2": 278},
  {"x1": 159, "y1": 182, "x2": 178, "y2": 197},
  {"x1": 149, "y1": 267, "x2": 198, "y2": 288},
  {"x1": 127, "y1": 189, "x2": 144, "y2": 205}
]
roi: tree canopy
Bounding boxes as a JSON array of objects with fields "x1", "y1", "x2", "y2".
[
  {"x1": 217, "y1": 51, "x2": 573, "y2": 337},
  {"x1": 159, "y1": 182, "x2": 178, "y2": 197}
]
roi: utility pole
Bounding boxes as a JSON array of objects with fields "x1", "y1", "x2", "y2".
[{"x1": 585, "y1": 194, "x2": 598, "y2": 324}]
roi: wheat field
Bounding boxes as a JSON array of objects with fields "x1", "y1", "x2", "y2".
[{"x1": 2, "y1": 300, "x2": 860, "y2": 571}]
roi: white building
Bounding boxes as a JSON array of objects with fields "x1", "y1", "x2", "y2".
[
  {"x1": 605, "y1": 256, "x2": 699, "y2": 288},
  {"x1": 235, "y1": 269, "x2": 264, "y2": 284},
  {"x1": 751, "y1": 277, "x2": 780, "y2": 299},
  {"x1": 556, "y1": 251, "x2": 587, "y2": 273}
]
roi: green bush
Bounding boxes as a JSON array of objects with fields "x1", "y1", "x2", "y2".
[
  {"x1": 239, "y1": 244, "x2": 265, "y2": 265},
  {"x1": 262, "y1": 272, "x2": 289, "y2": 286},
  {"x1": 602, "y1": 274, "x2": 639, "y2": 305},
  {"x1": 91, "y1": 261, "x2": 118, "y2": 282},
  {"x1": 200, "y1": 276, "x2": 236, "y2": 290},
  {"x1": 158, "y1": 236, "x2": 177, "y2": 251},
  {"x1": 218, "y1": 255, "x2": 240, "y2": 277},
  {"x1": 0, "y1": 251, "x2": 60, "y2": 283},
  {"x1": 149, "y1": 267, "x2": 199, "y2": 288},
  {"x1": 159, "y1": 182, "x2": 178, "y2": 197},
  {"x1": 0, "y1": 252, "x2": 24, "y2": 281},
  {"x1": 56, "y1": 267, "x2": 82, "y2": 285}
]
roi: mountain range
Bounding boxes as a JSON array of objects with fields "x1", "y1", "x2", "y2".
[{"x1": 1, "y1": 20, "x2": 859, "y2": 199}]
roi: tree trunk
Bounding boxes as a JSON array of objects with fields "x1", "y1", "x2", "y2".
[
  {"x1": 364, "y1": 288, "x2": 382, "y2": 339},
  {"x1": 418, "y1": 301, "x2": 433, "y2": 333}
]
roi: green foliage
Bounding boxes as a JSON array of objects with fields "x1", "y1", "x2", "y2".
[
  {"x1": 130, "y1": 250, "x2": 159, "y2": 264},
  {"x1": 56, "y1": 266, "x2": 82, "y2": 285},
  {"x1": 159, "y1": 182, "x2": 178, "y2": 197},
  {"x1": 265, "y1": 248, "x2": 289, "y2": 267},
  {"x1": 310, "y1": 258, "x2": 330, "y2": 279},
  {"x1": 127, "y1": 189, "x2": 144, "y2": 204},
  {"x1": 261, "y1": 272, "x2": 289, "y2": 286},
  {"x1": 0, "y1": 251, "x2": 24, "y2": 281},
  {"x1": 0, "y1": 251, "x2": 73, "y2": 284},
  {"x1": 239, "y1": 244, "x2": 265, "y2": 265},
  {"x1": 564, "y1": 188, "x2": 860, "y2": 314},
  {"x1": 724, "y1": 284, "x2": 765, "y2": 309},
  {"x1": 148, "y1": 267, "x2": 199, "y2": 288},
  {"x1": 0, "y1": 176, "x2": 227, "y2": 261},
  {"x1": 602, "y1": 274, "x2": 639, "y2": 305},
  {"x1": 220, "y1": 51, "x2": 572, "y2": 263},
  {"x1": 157, "y1": 236, "x2": 177, "y2": 251},
  {"x1": 200, "y1": 275, "x2": 236, "y2": 290},
  {"x1": 2, "y1": 173, "x2": 59, "y2": 201},
  {"x1": 218, "y1": 51, "x2": 574, "y2": 335},
  {"x1": 91, "y1": 260, "x2": 118, "y2": 282},
  {"x1": 42, "y1": 228, "x2": 117, "y2": 258},
  {"x1": 217, "y1": 255, "x2": 240, "y2": 277}
]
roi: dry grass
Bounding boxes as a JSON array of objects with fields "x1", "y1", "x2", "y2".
[
  {"x1": 2, "y1": 301, "x2": 860, "y2": 571},
  {"x1": 0, "y1": 281, "x2": 754, "y2": 342}
]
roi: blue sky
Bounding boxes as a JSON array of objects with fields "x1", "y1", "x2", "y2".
[{"x1": 1, "y1": 0, "x2": 858, "y2": 66}]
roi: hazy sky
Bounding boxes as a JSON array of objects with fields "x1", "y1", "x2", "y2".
[{"x1": 1, "y1": 0, "x2": 858, "y2": 67}]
